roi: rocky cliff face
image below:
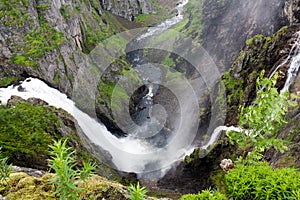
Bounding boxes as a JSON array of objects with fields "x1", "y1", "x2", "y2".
[
  {"x1": 0, "y1": 0, "x2": 133, "y2": 96},
  {"x1": 285, "y1": 0, "x2": 300, "y2": 24},
  {"x1": 184, "y1": 0, "x2": 300, "y2": 72},
  {"x1": 100, "y1": 0, "x2": 156, "y2": 21}
]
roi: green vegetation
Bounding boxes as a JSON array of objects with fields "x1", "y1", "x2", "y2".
[
  {"x1": 226, "y1": 71, "x2": 296, "y2": 164},
  {"x1": 224, "y1": 162, "x2": 300, "y2": 199},
  {"x1": 180, "y1": 189, "x2": 226, "y2": 200},
  {"x1": 134, "y1": 0, "x2": 172, "y2": 26},
  {"x1": 82, "y1": 22, "x2": 112, "y2": 53},
  {"x1": 222, "y1": 70, "x2": 244, "y2": 104},
  {"x1": 181, "y1": 0, "x2": 205, "y2": 41},
  {"x1": 49, "y1": 139, "x2": 95, "y2": 200},
  {"x1": 11, "y1": 20, "x2": 65, "y2": 68},
  {"x1": 0, "y1": 102, "x2": 59, "y2": 159},
  {"x1": 0, "y1": 0, "x2": 30, "y2": 27},
  {"x1": 127, "y1": 182, "x2": 148, "y2": 200},
  {"x1": 96, "y1": 57, "x2": 142, "y2": 121},
  {"x1": 0, "y1": 139, "x2": 127, "y2": 200},
  {"x1": 0, "y1": 76, "x2": 18, "y2": 87},
  {"x1": 0, "y1": 149, "x2": 12, "y2": 185},
  {"x1": 59, "y1": 4, "x2": 71, "y2": 20}
]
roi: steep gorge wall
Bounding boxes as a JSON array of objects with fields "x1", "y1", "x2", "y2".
[
  {"x1": 0, "y1": 0, "x2": 118, "y2": 95},
  {"x1": 184, "y1": 0, "x2": 300, "y2": 72}
]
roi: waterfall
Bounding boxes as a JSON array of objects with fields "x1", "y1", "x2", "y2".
[
  {"x1": 269, "y1": 31, "x2": 300, "y2": 92},
  {"x1": 0, "y1": 0, "x2": 195, "y2": 176},
  {"x1": 0, "y1": 78, "x2": 184, "y2": 173},
  {"x1": 281, "y1": 31, "x2": 300, "y2": 92}
]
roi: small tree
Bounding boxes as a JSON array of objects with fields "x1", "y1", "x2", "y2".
[
  {"x1": 48, "y1": 139, "x2": 95, "y2": 200},
  {"x1": 226, "y1": 71, "x2": 296, "y2": 164}
]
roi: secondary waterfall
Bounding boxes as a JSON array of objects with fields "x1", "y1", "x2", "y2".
[
  {"x1": 282, "y1": 31, "x2": 300, "y2": 92},
  {"x1": 269, "y1": 31, "x2": 300, "y2": 92}
]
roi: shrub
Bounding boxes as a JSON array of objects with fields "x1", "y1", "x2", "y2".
[
  {"x1": 226, "y1": 71, "x2": 296, "y2": 164},
  {"x1": 180, "y1": 189, "x2": 227, "y2": 200},
  {"x1": 224, "y1": 162, "x2": 300, "y2": 200},
  {"x1": 48, "y1": 139, "x2": 95, "y2": 200}
]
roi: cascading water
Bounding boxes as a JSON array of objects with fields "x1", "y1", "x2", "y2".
[
  {"x1": 0, "y1": 0, "x2": 211, "y2": 177},
  {"x1": 281, "y1": 31, "x2": 300, "y2": 92},
  {"x1": 269, "y1": 31, "x2": 300, "y2": 92}
]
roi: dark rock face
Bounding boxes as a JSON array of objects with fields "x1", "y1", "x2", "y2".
[
  {"x1": 284, "y1": 0, "x2": 300, "y2": 24},
  {"x1": 199, "y1": 0, "x2": 290, "y2": 72},
  {"x1": 183, "y1": 0, "x2": 300, "y2": 73},
  {"x1": 100, "y1": 0, "x2": 156, "y2": 21},
  {"x1": 225, "y1": 25, "x2": 300, "y2": 124},
  {"x1": 157, "y1": 135, "x2": 234, "y2": 194}
]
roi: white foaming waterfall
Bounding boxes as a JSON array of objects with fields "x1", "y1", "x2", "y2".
[
  {"x1": 281, "y1": 31, "x2": 300, "y2": 92},
  {"x1": 201, "y1": 126, "x2": 242, "y2": 149},
  {"x1": 269, "y1": 31, "x2": 300, "y2": 92},
  {"x1": 137, "y1": 0, "x2": 189, "y2": 41},
  {"x1": 0, "y1": 78, "x2": 194, "y2": 174}
]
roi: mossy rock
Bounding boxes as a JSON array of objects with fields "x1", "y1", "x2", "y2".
[
  {"x1": 1, "y1": 173, "x2": 129, "y2": 200},
  {"x1": 1, "y1": 173, "x2": 56, "y2": 200}
]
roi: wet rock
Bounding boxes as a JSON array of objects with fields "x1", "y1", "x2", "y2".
[
  {"x1": 220, "y1": 159, "x2": 234, "y2": 172},
  {"x1": 17, "y1": 86, "x2": 25, "y2": 92}
]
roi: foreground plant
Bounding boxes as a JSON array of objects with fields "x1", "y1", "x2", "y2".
[
  {"x1": 224, "y1": 162, "x2": 300, "y2": 199},
  {"x1": 127, "y1": 182, "x2": 148, "y2": 200},
  {"x1": 49, "y1": 139, "x2": 95, "y2": 200},
  {"x1": 0, "y1": 148, "x2": 12, "y2": 184},
  {"x1": 180, "y1": 189, "x2": 226, "y2": 200},
  {"x1": 226, "y1": 71, "x2": 296, "y2": 164}
]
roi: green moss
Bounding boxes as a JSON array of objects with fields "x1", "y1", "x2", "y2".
[
  {"x1": 0, "y1": 0, "x2": 30, "y2": 28},
  {"x1": 0, "y1": 102, "x2": 59, "y2": 159},
  {"x1": 97, "y1": 56, "x2": 142, "y2": 108},
  {"x1": 245, "y1": 34, "x2": 265, "y2": 46},
  {"x1": 82, "y1": 22, "x2": 113, "y2": 54},
  {"x1": 11, "y1": 19, "x2": 65, "y2": 68},
  {"x1": 0, "y1": 173, "x2": 129, "y2": 200},
  {"x1": 222, "y1": 71, "x2": 244, "y2": 104},
  {"x1": 0, "y1": 76, "x2": 18, "y2": 87},
  {"x1": 161, "y1": 54, "x2": 176, "y2": 68},
  {"x1": 181, "y1": 0, "x2": 205, "y2": 41},
  {"x1": 59, "y1": 4, "x2": 71, "y2": 20},
  {"x1": 53, "y1": 72, "x2": 60, "y2": 85}
]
